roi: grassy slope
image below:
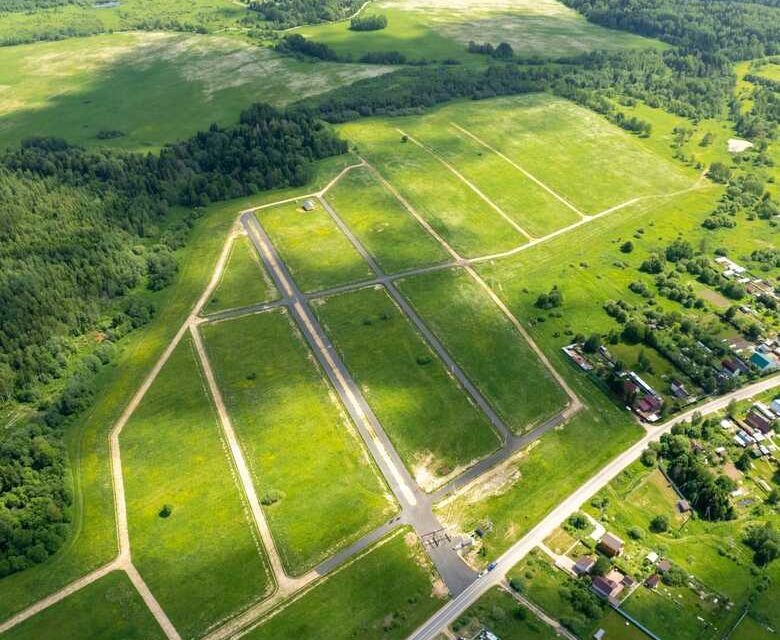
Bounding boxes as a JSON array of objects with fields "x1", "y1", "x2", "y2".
[
  {"x1": 296, "y1": 0, "x2": 663, "y2": 61},
  {"x1": 439, "y1": 94, "x2": 695, "y2": 214},
  {"x1": 313, "y1": 286, "x2": 500, "y2": 489},
  {"x1": 121, "y1": 336, "x2": 271, "y2": 638},
  {"x1": 0, "y1": 155, "x2": 354, "y2": 622},
  {"x1": 339, "y1": 118, "x2": 524, "y2": 257},
  {"x1": 0, "y1": 32, "x2": 390, "y2": 151},
  {"x1": 204, "y1": 234, "x2": 277, "y2": 314},
  {"x1": 324, "y1": 166, "x2": 449, "y2": 273},
  {"x1": 2, "y1": 570, "x2": 165, "y2": 640},
  {"x1": 400, "y1": 113, "x2": 581, "y2": 237},
  {"x1": 243, "y1": 529, "x2": 446, "y2": 640},
  {"x1": 397, "y1": 268, "x2": 567, "y2": 433},
  {"x1": 201, "y1": 309, "x2": 395, "y2": 575},
  {"x1": 258, "y1": 201, "x2": 374, "y2": 293}
]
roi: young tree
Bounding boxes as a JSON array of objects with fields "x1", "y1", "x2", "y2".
[{"x1": 650, "y1": 514, "x2": 669, "y2": 533}]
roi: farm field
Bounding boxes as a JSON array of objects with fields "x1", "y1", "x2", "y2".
[
  {"x1": 242, "y1": 529, "x2": 447, "y2": 640},
  {"x1": 324, "y1": 166, "x2": 449, "y2": 273},
  {"x1": 204, "y1": 234, "x2": 277, "y2": 314},
  {"x1": 398, "y1": 113, "x2": 582, "y2": 237},
  {"x1": 295, "y1": 0, "x2": 663, "y2": 61},
  {"x1": 201, "y1": 309, "x2": 395, "y2": 575},
  {"x1": 313, "y1": 285, "x2": 501, "y2": 490},
  {"x1": 449, "y1": 587, "x2": 558, "y2": 639},
  {"x1": 257, "y1": 201, "x2": 374, "y2": 293},
  {"x1": 409, "y1": 94, "x2": 696, "y2": 215},
  {"x1": 0, "y1": 32, "x2": 390, "y2": 151},
  {"x1": 397, "y1": 268, "x2": 568, "y2": 433},
  {"x1": 121, "y1": 337, "x2": 271, "y2": 638},
  {"x1": 2, "y1": 571, "x2": 165, "y2": 640},
  {"x1": 338, "y1": 118, "x2": 525, "y2": 257}
]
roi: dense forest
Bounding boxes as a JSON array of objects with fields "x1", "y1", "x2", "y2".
[
  {"x1": 0, "y1": 104, "x2": 346, "y2": 576},
  {"x1": 0, "y1": 0, "x2": 80, "y2": 11},
  {"x1": 249, "y1": 0, "x2": 362, "y2": 28},
  {"x1": 562, "y1": 0, "x2": 780, "y2": 60}
]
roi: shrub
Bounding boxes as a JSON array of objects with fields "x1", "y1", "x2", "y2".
[
  {"x1": 650, "y1": 515, "x2": 669, "y2": 533},
  {"x1": 159, "y1": 504, "x2": 172, "y2": 518}
]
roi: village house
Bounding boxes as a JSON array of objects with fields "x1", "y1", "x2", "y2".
[
  {"x1": 751, "y1": 350, "x2": 779, "y2": 373},
  {"x1": 574, "y1": 555, "x2": 597, "y2": 576},
  {"x1": 598, "y1": 532, "x2": 624, "y2": 558},
  {"x1": 746, "y1": 403, "x2": 776, "y2": 434},
  {"x1": 591, "y1": 572, "x2": 625, "y2": 603},
  {"x1": 645, "y1": 574, "x2": 661, "y2": 589}
]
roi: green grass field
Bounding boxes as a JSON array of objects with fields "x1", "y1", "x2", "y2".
[
  {"x1": 0, "y1": 32, "x2": 390, "y2": 151},
  {"x1": 243, "y1": 529, "x2": 447, "y2": 640},
  {"x1": 257, "y1": 200, "x2": 374, "y2": 292},
  {"x1": 201, "y1": 309, "x2": 395, "y2": 575},
  {"x1": 437, "y1": 399, "x2": 640, "y2": 564},
  {"x1": 424, "y1": 94, "x2": 695, "y2": 215},
  {"x1": 339, "y1": 119, "x2": 525, "y2": 257},
  {"x1": 0, "y1": 0, "x2": 249, "y2": 47},
  {"x1": 313, "y1": 286, "x2": 500, "y2": 490},
  {"x1": 324, "y1": 166, "x2": 449, "y2": 273},
  {"x1": 2, "y1": 571, "x2": 165, "y2": 640},
  {"x1": 397, "y1": 268, "x2": 568, "y2": 433},
  {"x1": 450, "y1": 587, "x2": 558, "y2": 639},
  {"x1": 399, "y1": 114, "x2": 582, "y2": 237},
  {"x1": 121, "y1": 336, "x2": 271, "y2": 638},
  {"x1": 204, "y1": 234, "x2": 277, "y2": 314},
  {"x1": 295, "y1": 0, "x2": 663, "y2": 61},
  {"x1": 0, "y1": 155, "x2": 354, "y2": 623}
]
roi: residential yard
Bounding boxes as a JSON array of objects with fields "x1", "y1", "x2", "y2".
[
  {"x1": 242, "y1": 529, "x2": 448, "y2": 640},
  {"x1": 2, "y1": 571, "x2": 165, "y2": 640},
  {"x1": 399, "y1": 112, "x2": 582, "y2": 237},
  {"x1": 204, "y1": 234, "x2": 277, "y2": 314},
  {"x1": 325, "y1": 166, "x2": 449, "y2": 273},
  {"x1": 201, "y1": 309, "x2": 395, "y2": 575},
  {"x1": 450, "y1": 587, "x2": 558, "y2": 639},
  {"x1": 121, "y1": 337, "x2": 271, "y2": 638},
  {"x1": 397, "y1": 268, "x2": 568, "y2": 433},
  {"x1": 338, "y1": 118, "x2": 525, "y2": 257},
  {"x1": 313, "y1": 286, "x2": 501, "y2": 491},
  {"x1": 0, "y1": 32, "x2": 390, "y2": 151},
  {"x1": 257, "y1": 201, "x2": 374, "y2": 293}
]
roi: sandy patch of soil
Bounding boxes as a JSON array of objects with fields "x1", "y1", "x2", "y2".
[{"x1": 727, "y1": 138, "x2": 754, "y2": 153}]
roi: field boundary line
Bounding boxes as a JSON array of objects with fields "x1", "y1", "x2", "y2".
[
  {"x1": 396, "y1": 128, "x2": 534, "y2": 242},
  {"x1": 450, "y1": 122, "x2": 586, "y2": 219},
  {"x1": 0, "y1": 560, "x2": 119, "y2": 634},
  {"x1": 190, "y1": 324, "x2": 310, "y2": 595},
  {"x1": 469, "y1": 181, "x2": 713, "y2": 265},
  {"x1": 360, "y1": 157, "x2": 580, "y2": 423},
  {"x1": 124, "y1": 562, "x2": 182, "y2": 640},
  {"x1": 318, "y1": 193, "x2": 512, "y2": 445}
]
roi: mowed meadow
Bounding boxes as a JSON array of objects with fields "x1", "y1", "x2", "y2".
[
  {"x1": 295, "y1": 0, "x2": 664, "y2": 62},
  {"x1": 0, "y1": 31, "x2": 390, "y2": 151}
]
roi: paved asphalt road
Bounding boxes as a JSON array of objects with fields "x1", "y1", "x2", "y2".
[
  {"x1": 407, "y1": 372, "x2": 780, "y2": 640},
  {"x1": 242, "y1": 211, "x2": 478, "y2": 595}
]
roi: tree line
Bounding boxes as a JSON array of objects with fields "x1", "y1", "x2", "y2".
[{"x1": 249, "y1": 0, "x2": 363, "y2": 29}]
